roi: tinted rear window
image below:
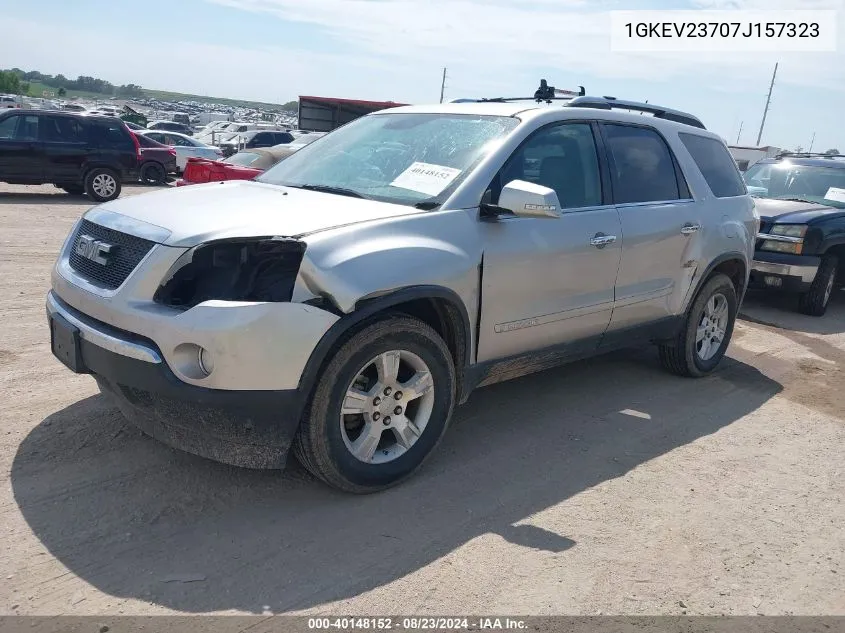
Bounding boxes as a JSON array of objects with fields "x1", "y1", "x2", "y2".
[
  {"x1": 42, "y1": 116, "x2": 88, "y2": 143},
  {"x1": 679, "y1": 132, "x2": 747, "y2": 198},
  {"x1": 602, "y1": 124, "x2": 681, "y2": 204},
  {"x1": 90, "y1": 120, "x2": 132, "y2": 149}
]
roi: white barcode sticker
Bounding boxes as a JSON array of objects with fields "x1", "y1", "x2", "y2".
[{"x1": 824, "y1": 187, "x2": 845, "y2": 203}]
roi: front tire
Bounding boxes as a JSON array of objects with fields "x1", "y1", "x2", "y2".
[
  {"x1": 659, "y1": 273, "x2": 738, "y2": 378},
  {"x1": 798, "y1": 254, "x2": 838, "y2": 317},
  {"x1": 84, "y1": 168, "x2": 121, "y2": 202},
  {"x1": 294, "y1": 315, "x2": 456, "y2": 493}
]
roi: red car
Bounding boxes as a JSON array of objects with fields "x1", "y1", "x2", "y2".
[
  {"x1": 133, "y1": 132, "x2": 178, "y2": 185},
  {"x1": 176, "y1": 146, "x2": 295, "y2": 186}
]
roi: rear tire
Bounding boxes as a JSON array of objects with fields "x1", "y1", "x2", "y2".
[
  {"x1": 84, "y1": 168, "x2": 121, "y2": 202},
  {"x1": 798, "y1": 254, "x2": 838, "y2": 317},
  {"x1": 140, "y1": 162, "x2": 166, "y2": 185},
  {"x1": 659, "y1": 273, "x2": 737, "y2": 378},
  {"x1": 294, "y1": 315, "x2": 456, "y2": 493}
]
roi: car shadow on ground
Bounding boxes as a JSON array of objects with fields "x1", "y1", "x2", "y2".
[
  {"x1": 12, "y1": 347, "x2": 781, "y2": 614},
  {"x1": 739, "y1": 288, "x2": 845, "y2": 335},
  {"x1": 0, "y1": 192, "x2": 89, "y2": 205}
]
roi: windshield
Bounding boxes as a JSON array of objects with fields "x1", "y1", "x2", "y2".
[
  {"x1": 744, "y1": 161, "x2": 845, "y2": 209},
  {"x1": 224, "y1": 152, "x2": 261, "y2": 166},
  {"x1": 257, "y1": 112, "x2": 519, "y2": 207}
]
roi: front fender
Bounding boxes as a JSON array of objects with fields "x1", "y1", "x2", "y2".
[{"x1": 292, "y1": 209, "x2": 483, "y2": 316}]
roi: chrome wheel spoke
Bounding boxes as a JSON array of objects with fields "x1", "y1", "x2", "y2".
[
  {"x1": 400, "y1": 370, "x2": 433, "y2": 401},
  {"x1": 696, "y1": 325, "x2": 707, "y2": 344},
  {"x1": 349, "y1": 422, "x2": 382, "y2": 463},
  {"x1": 341, "y1": 348, "x2": 435, "y2": 465},
  {"x1": 342, "y1": 388, "x2": 369, "y2": 415},
  {"x1": 392, "y1": 415, "x2": 421, "y2": 449},
  {"x1": 375, "y1": 351, "x2": 400, "y2": 384},
  {"x1": 700, "y1": 337, "x2": 712, "y2": 360}
]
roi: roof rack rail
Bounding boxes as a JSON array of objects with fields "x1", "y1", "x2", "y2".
[
  {"x1": 565, "y1": 96, "x2": 706, "y2": 130},
  {"x1": 465, "y1": 80, "x2": 706, "y2": 129},
  {"x1": 775, "y1": 151, "x2": 845, "y2": 159}
]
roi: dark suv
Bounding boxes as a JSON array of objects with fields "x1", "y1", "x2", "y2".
[
  {"x1": 746, "y1": 153, "x2": 845, "y2": 315},
  {"x1": 0, "y1": 110, "x2": 141, "y2": 202},
  {"x1": 218, "y1": 130, "x2": 295, "y2": 156}
]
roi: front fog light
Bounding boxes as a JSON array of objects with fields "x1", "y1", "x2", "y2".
[{"x1": 198, "y1": 347, "x2": 214, "y2": 376}]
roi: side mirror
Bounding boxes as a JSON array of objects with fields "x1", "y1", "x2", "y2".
[{"x1": 497, "y1": 180, "x2": 561, "y2": 219}]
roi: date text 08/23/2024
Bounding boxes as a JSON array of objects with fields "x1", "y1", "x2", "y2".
[{"x1": 307, "y1": 617, "x2": 528, "y2": 630}]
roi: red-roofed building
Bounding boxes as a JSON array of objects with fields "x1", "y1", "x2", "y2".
[{"x1": 298, "y1": 95, "x2": 409, "y2": 132}]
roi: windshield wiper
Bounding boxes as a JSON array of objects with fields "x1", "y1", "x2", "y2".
[
  {"x1": 413, "y1": 201, "x2": 441, "y2": 210},
  {"x1": 290, "y1": 184, "x2": 367, "y2": 199}
]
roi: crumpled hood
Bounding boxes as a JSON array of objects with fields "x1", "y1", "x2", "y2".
[
  {"x1": 754, "y1": 197, "x2": 845, "y2": 225},
  {"x1": 90, "y1": 180, "x2": 423, "y2": 247}
]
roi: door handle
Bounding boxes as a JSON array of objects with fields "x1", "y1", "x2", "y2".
[
  {"x1": 590, "y1": 233, "x2": 617, "y2": 248},
  {"x1": 681, "y1": 223, "x2": 701, "y2": 235}
]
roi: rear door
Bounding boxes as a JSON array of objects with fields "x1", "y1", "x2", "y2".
[
  {"x1": 599, "y1": 123, "x2": 703, "y2": 333},
  {"x1": 40, "y1": 114, "x2": 90, "y2": 183},
  {"x1": 0, "y1": 113, "x2": 43, "y2": 182},
  {"x1": 89, "y1": 119, "x2": 136, "y2": 177}
]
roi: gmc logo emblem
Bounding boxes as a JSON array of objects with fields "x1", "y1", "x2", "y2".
[{"x1": 75, "y1": 234, "x2": 115, "y2": 266}]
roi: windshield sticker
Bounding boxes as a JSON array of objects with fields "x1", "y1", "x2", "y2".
[
  {"x1": 390, "y1": 162, "x2": 462, "y2": 196},
  {"x1": 824, "y1": 187, "x2": 845, "y2": 203}
]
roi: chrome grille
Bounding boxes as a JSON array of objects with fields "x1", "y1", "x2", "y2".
[{"x1": 68, "y1": 219, "x2": 156, "y2": 290}]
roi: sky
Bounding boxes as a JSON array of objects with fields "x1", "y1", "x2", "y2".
[{"x1": 1, "y1": 0, "x2": 843, "y2": 151}]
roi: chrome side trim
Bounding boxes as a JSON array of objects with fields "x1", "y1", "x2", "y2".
[
  {"x1": 756, "y1": 233, "x2": 803, "y2": 244},
  {"x1": 751, "y1": 260, "x2": 818, "y2": 283},
  {"x1": 84, "y1": 208, "x2": 173, "y2": 243},
  {"x1": 46, "y1": 291, "x2": 162, "y2": 364},
  {"x1": 614, "y1": 198, "x2": 695, "y2": 209}
]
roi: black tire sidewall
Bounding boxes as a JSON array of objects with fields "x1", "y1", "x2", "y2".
[
  {"x1": 316, "y1": 322, "x2": 455, "y2": 489},
  {"x1": 684, "y1": 275, "x2": 738, "y2": 375},
  {"x1": 141, "y1": 162, "x2": 165, "y2": 185},
  {"x1": 804, "y1": 255, "x2": 838, "y2": 314},
  {"x1": 85, "y1": 168, "x2": 121, "y2": 202}
]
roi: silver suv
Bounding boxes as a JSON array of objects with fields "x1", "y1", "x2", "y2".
[{"x1": 47, "y1": 85, "x2": 758, "y2": 493}]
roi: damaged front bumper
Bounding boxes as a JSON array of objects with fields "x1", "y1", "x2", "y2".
[{"x1": 47, "y1": 291, "x2": 307, "y2": 469}]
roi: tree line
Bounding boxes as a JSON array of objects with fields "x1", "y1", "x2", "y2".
[{"x1": 0, "y1": 68, "x2": 144, "y2": 98}]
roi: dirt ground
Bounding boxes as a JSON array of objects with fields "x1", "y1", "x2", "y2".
[{"x1": 0, "y1": 183, "x2": 843, "y2": 617}]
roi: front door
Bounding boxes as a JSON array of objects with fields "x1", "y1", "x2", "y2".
[
  {"x1": 477, "y1": 121, "x2": 622, "y2": 363},
  {"x1": 0, "y1": 113, "x2": 43, "y2": 182},
  {"x1": 599, "y1": 122, "x2": 705, "y2": 332}
]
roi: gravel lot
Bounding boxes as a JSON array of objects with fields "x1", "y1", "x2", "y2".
[{"x1": 0, "y1": 183, "x2": 843, "y2": 616}]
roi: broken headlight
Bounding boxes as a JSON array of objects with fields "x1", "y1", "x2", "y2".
[{"x1": 154, "y1": 237, "x2": 306, "y2": 309}]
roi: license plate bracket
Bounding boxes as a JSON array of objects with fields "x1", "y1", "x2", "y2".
[{"x1": 50, "y1": 313, "x2": 87, "y2": 374}]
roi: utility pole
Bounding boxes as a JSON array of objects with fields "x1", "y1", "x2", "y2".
[
  {"x1": 439, "y1": 67, "x2": 447, "y2": 103},
  {"x1": 755, "y1": 62, "x2": 778, "y2": 146},
  {"x1": 736, "y1": 121, "x2": 744, "y2": 144},
  {"x1": 809, "y1": 131, "x2": 816, "y2": 153}
]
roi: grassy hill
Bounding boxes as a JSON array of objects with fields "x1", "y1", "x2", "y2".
[
  {"x1": 26, "y1": 81, "x2": 104, "y2": 100},
  {"x1": 26, "y1": 82, "x2": 296, "y2": 112}
]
